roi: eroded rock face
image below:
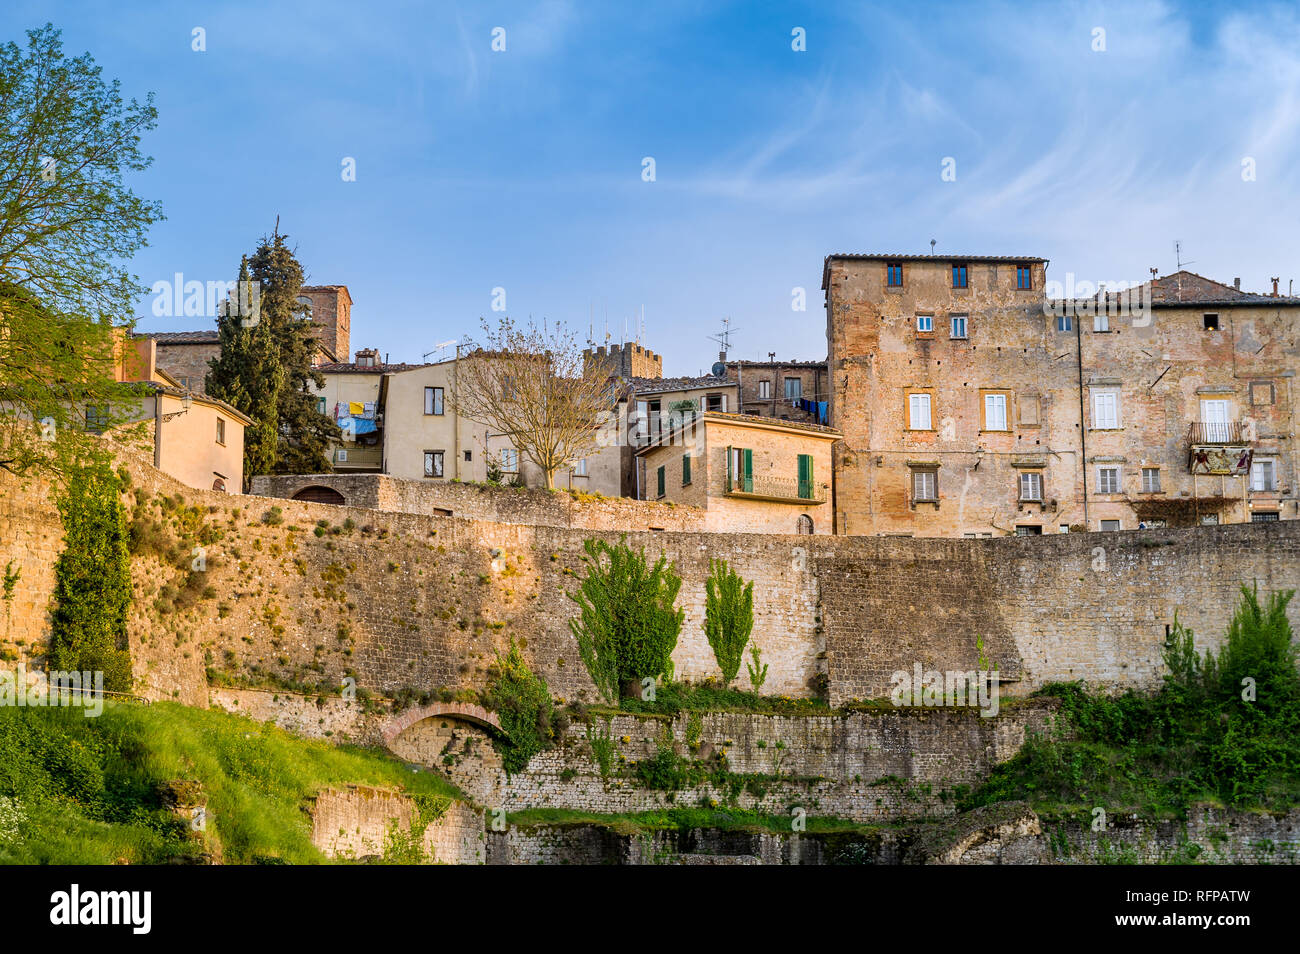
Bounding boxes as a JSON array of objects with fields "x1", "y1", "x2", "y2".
[{"x1": 905, "y1": 801, "x2": 1048, "y2": 865}]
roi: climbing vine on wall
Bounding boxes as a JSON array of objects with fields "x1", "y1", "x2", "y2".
[
  {"x1": 48, "y1": 454, "x2": 133, "y2": 690},
  {"x1": 483, "y1": 638, "x2": 555, "y2": 775}
]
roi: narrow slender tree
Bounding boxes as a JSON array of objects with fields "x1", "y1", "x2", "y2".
[{"x1": 703, "y1": 558, "x2": 754, "y2": 685}]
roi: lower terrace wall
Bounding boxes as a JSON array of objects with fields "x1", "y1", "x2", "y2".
[
  {"x1": 1, "y1": 445, "x2": 1298, "y2": 712},
  {"x1": 308, "y1": 785, "x2": 485, "y2": 864}
]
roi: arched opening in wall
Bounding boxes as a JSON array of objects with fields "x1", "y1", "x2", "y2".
[
  {"x1": 212, "y1": 477, "x2": 226, "y2": 492},
  {"x1": 797, "y1": 514, "x2": 814, "y2": 535},
  {"x1": 291, "y1": 485, "x2": 346, "y2": 505}
]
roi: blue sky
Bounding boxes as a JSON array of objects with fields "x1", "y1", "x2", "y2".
[{"x1": 5, "y1": 1, "x2": 1300, "y2": 373}]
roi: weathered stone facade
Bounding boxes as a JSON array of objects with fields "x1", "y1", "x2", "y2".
[
  {"x1": 726, "y1": 359, "x2": 829, "y2": 425},
  {"x1": 824, "y1": 256, "x2": 1300, "y2": 536}
]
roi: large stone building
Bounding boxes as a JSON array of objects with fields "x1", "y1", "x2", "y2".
[{"x1": 824, "y1": 253, "x2": 1300, "y2": 536}]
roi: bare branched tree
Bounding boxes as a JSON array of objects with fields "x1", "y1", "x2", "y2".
[{"x1": 452, "y1": 317, "x2": 613, "y2": 489}]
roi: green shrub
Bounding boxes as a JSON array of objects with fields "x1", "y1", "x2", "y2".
[
  {"x1": 568, "y1": 538, "x2": 683, "y2": 703},
  {"x1": 483, "y1": 638, "x2": 555, "y2": 775},
  {"x1": 703, "y1": 558, "x2": 753, "y2": 685}
]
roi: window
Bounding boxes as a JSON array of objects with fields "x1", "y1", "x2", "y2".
[
  {"x1": 1096, "y1": 466, "x2": 1120, "y2": 494},
  {"x1": 85, "y1": 405, "x2": 109, "y2": 434},
  {"x1": 950, "y1": 314, "x2": 967, "y2": 339},
  {"x1": 423, "y1": 450, "x2": 444, "y2": 478},
  {"x1": 500, "y1": 448, "x2": 518, "y2": 472},
  {"x1": 336, "y1": 448, "x2": 348, "y2": 463},
  {"x1": 912, "y1": 468, "x2": 937, "y2": 502},
  {"x1": 1100, "y1": 519, "x2": 1122, "y2": 532},
  {"x1": 705, "y1": 393, "x2": 726, "y2": 412},
  {"x1": 1016, "y1": 265, "x2": 1032, "y2": 290},
  {"x1": 317, "y1": 396, "x2": 327, "y2": 415},
  {"x1": 982, "y1": 392, "x2": 1009, "y2": 431},
  {"x1": 908, "y1": 392, "x2": 932, "y2": 430},
  {"x1": 728, "y1": 446, "x2": 753, "y2": 492},
  {"x1": 1019, "y1": 471, "x2": 1043, "y2": 502},
  {"x1": 1251, "y1": 381, "x2": 1275, "y2": 406},
  {"x1": 357, "y1": 353, "x2": 376, "y2": 367},
  {"x1": 758, "y1": 380, "x2": 771, "y2": 399},
  {"x1": 1094, "y1": 312, "x2": 1110, "y2": 332},
  {"x1": 1203, "y1": 313, "x2": 1219, "y2": 331},
  {"x1": 916, "y1": 314, "x2": 934, "y2": 334},
  {"x1": 887, "y1": 262, "x2": 903, "y2": 287},
  {"x1": 656, "y1": 465, "x2": 665, "y2": 498},
  {"x1": 1141, "y1": 467, "x2": 1161, "y2": 493},
  {"x1": 1199, "y1": 398, "x2": 1231, "y2": 441},
  {"x1": 574, "y1": 457, "x2": 587, "y2": 477},
  {"x1": 681, "y1": 454, "x2": 691, "y2": 486},
  {"x1": 1015, "y1": 525, "x2": 1042, "y2": 536},
  {"x1": 1057, "y1": 314, "x2": 1073, "y2": 332},
  {"x1": 1252, "y1": 511, "x2": 1280, "y2": 522},
  {"x1": 784, "y1": 377, "x2": 802, "y2": 400},
  {"x1": 464, "y1": 450, "x2": 472, "y2": 462},
  {"x1": 216, "y1": 417, "x2": 226, "y2": 446},
  {"x1": 796, "y1": 514, "x2": 814, "y2": 534},
  {"x1": 424, "y1": 386, "x2": 444, "y2": 415},
  {"x1": 1092, "y1": 388, "x2": 1120, "y2": 429},
  {"x1": 1251, "y1": 459, "x2": 1276, "y2": 491},
  {"x1": 797, "y1": 454, "x2": 814, "y2": 499},
  {"x1": 1059, "y1": 525, "x2": 1070, "y2": 533},
  {"x1": 951, "y1": 263, "x2": 968, "y2": 288}
]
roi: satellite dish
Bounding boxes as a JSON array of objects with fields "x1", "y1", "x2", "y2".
[{"x1": 711, "y1": 361, "x2": 727, "y2": 377}]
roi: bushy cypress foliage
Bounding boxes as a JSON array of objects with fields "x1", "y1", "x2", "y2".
[
  {"x1": 206, "y1": 227, "x2": 338, "y2": 484},
  {"x1": 48, "y1": 455, "x2": 132, "y2": 690},
  {"x1": 703, "y1": 558, "x2": 754, "y2": 685},
  {"x1": 568, "y1": 538, "x2": 684, "y2": 703}
]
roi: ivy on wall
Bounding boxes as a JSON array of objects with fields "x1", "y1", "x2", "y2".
[{"x1": 48, "y1": 454, "x2": 133, "y2": 691}]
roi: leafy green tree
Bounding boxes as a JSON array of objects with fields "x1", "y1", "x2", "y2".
[
  {"x1": 568, "y1": 538, "x2": 683, "y2": 703},
  {"x1": 0, "y1": 24, "x2": 162, "y2": 479},
  {"x1": 206, "y1": 227, "x2": 338, "y2": 483},
  {"x1": 48, "y1": 453, "x2": 133, "y2": 690},
  {"x1": 703, "y1": 558, "x2": 754, "y2": 685}
]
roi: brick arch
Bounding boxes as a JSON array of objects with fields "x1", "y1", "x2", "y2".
[
  {"x1": 291, "y1": 485, "x2": 346, "y2": 505},
  {"x1": 380, "y1": 702, "x2": 503, "y2": 747}
]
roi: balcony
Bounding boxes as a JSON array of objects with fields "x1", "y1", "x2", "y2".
[
  {"x1": 1187, "y1": 421, "x2": 1246, "y2": 445},
  {"x1": 723, "y1": 474, "x2": 827, "y2": 504},
  {"x1": 1187, "y1": 420, "x2": 1253, "y2": 476}
]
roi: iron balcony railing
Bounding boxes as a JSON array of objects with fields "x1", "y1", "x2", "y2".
[
  {"x1": 1187, "y1": 421, "x2": 1246, "y2": 445},
  {"x1": 725, "y1": 474, "x2": 826, "y2": 503}
]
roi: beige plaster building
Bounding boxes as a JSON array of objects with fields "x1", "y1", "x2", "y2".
[
  {"x1": 636, "y1": 411, "x2": 838, "y2": 534},
  {"x1": 114, "y1": 336, "x2": 250, "y2": 492}
]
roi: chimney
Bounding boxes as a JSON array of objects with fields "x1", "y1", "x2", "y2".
[
  {"x1": 1234, "y1": 277, "x2": 1241, "y2": 291},
  {"x1": 1272, "y1": 277, "x2": 1280, "y2": 297}
]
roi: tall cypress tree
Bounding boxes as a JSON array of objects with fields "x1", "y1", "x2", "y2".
[{"x1": 206, "y1": 225, "x2": 338, "y2": 482}]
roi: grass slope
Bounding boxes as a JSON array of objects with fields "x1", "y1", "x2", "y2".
[{"x1": 0, "y1": 700, "x2": 461, "y2": 864}]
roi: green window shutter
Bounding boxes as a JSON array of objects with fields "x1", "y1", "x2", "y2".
[
  {"x1": 682, "y1": 454, "x2": 691, "y2": 485},
  {"x1": 798, "y1": 454, "x2": 813, "y2": 499},
  {"x1": 657, "y1": 465, "x2": 665, "y2": 497},
  {"x1": 742, "y1": 448, "x2": 753, "y2": 492}
]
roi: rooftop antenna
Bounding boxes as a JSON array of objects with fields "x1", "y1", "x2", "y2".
[
  {"x1": 423, "y1": 339, "x2": 458, "y2": 362},
  {"x1": 1174, "y1": 241, "x2": 1193, "y2": 301},
  {"x1": 707, "y1": 316, "x2": 738, "y2": 362}
]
